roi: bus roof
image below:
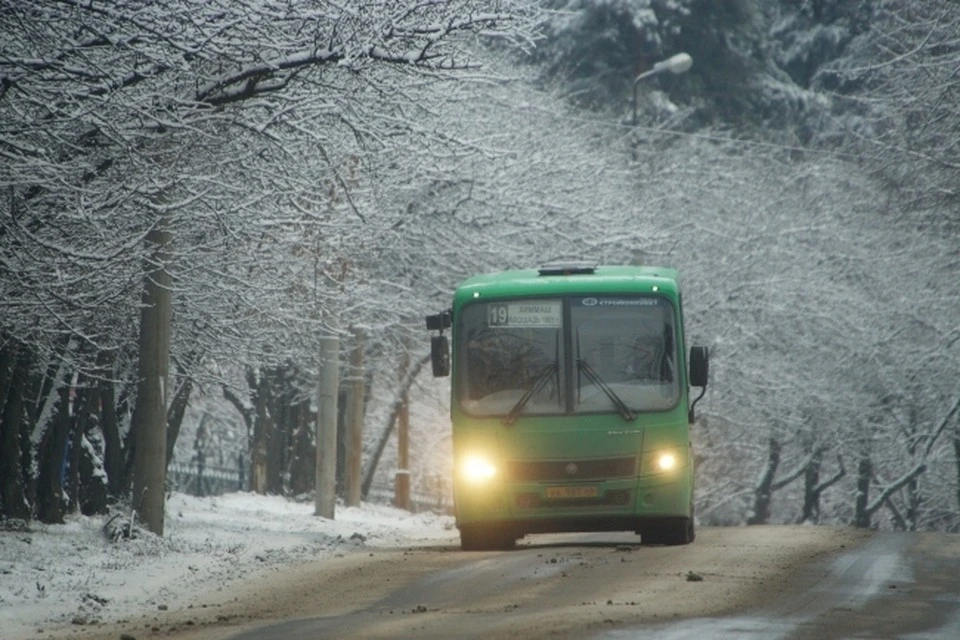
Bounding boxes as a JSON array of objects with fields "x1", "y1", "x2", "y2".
[{"x1": 453, "y1": 265, "x2": 681, "y2": 303}]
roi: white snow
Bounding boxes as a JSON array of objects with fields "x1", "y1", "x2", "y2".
[{"x1": 0, "y1": 492, "x2": 458, "y2": 639}]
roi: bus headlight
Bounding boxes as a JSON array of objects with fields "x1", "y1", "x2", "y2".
[
  {"x1": 657, "y1": 452, "x2": 677, "y2": 472},
  {"x1": 641, "y1": 449, "x2": 684, "y2": 476},
  {"x1": 461, "y1": 455, "x2": 497, "y2": 483}
]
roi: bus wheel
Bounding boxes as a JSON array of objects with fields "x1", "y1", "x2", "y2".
[
  {"x1": 642, "y1": 517, "x2": 694, "y2": 546},
  {"x1": 459, "y1": 524, "x2": 517, "y2": 551}
]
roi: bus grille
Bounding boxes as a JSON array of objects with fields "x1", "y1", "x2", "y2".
[
  {"x1": 505, "y1": 456, "x2": 637, "y2": 482},
  {"x1": 515, "y1": 489, "x2": 631, "y2": 509}
]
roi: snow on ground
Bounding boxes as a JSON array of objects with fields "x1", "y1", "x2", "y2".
[{"x1": 0, "y1": 493, "x2": 458, "y2": 640}]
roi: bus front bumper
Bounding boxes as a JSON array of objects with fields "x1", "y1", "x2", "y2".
[{"x1": 454, "y1": 473, "x2": 692, "y2": 534}]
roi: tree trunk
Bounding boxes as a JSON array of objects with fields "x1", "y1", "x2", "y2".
[
  {"x1": 855, "y1": 453, "x2": 872, "y2": 529},
  {"x1": 288, "y1": 398, "x2": 315, "y2": 496},
  {"x1": 250, "y1": 373, "x2": 273, "y2": 495},
  {"x1": 0, "y1": 338, "x2": 14, "y2": 420},
  {"x1": 265, "y1": 369, "x2": 286, "y2": 495},
  {"x1": 904, "y1": 406, "x2": 921, "y2": 531},
  {"x1": 747, "y1": 437, "x2": 781, "y2": 525},
  {"x1": 35, "y1": 384, "x2": 71, "y2": 524},
  {"x1": 0, "y1": 346, "x2": 30, "y2": 520},
  {"x1": 65, "y1": 384, "x2": 88, "y2": 513},
  {"x1": 65, "y1": 378, "x2": 109, "y2": 516},
  {"x1": 99, "y1": 355, "x2": 127, "y2": 499},
  {"x1": 79, "y1": 431, "x2": 110, "y2": 517},
  {"x1": 336, "y1": 386, "x2": 348, "y2": 498},
  {"x1": 165, "y1": 355, "x2": 196, "y2": 470},
  {"x1": 130, "y1": 219, "x2": 172, "y2": 536},
  {"x1": 800, "y1": 447, "x2": 822, "y2": 524}
]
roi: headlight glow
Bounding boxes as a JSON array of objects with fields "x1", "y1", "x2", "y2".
[
  {"x1": 461, "y1": 455, "x2": 497, "y2": 482},
  {"x1": 657, "y1": 452, "x2": 677, "y2": 472}
]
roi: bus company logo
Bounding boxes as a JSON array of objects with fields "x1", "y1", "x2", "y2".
[
  {"x1": 599, "y1": 298, "x2": 658, "y2": 306},
  {"x1": 565, "y1": 463, "x2": 578, "y2": 476},
  {"x1": 581, "y1": 298, "x2": 598, "y2": 306}
]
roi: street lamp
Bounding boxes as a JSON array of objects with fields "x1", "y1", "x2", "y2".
[{"x1": 632, "y1": 52, "x2": 693, "y2": 125}]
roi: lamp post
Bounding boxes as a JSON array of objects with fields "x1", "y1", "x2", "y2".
[{"x1": 632, "y1": 52, "x2": 693, "y2": 125}]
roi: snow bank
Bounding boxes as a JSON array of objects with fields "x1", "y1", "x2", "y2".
[{"x1": 0, "y1": 493, "x2": 457, "y2": 639}]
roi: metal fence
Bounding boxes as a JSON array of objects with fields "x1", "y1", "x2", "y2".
[
  {"x1": 167, "y1": 461, "x2": 452, "y2": 514},
  {"x1": 366, "y1": 484, "x2": 452, "y2": 515},
  {"x1": 168, "y1": 461, "x2": 245, "y2": 496}
]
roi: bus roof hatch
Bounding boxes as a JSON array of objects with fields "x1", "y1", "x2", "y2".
[{"x1": 537, "y1": 260, "x2": 598, "y2": 276}]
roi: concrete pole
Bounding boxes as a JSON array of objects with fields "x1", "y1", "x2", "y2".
[
  {"x1": 315, "y1": 336, "x2": 339, "y2": 519},
  {"x1": 345, "y1": 328, "x2": 365, "y2": 507},
  {"x1": 131, "y1": 216, "x2": 172, "y2": 536},
  {"x1": 395, "y1": 350, "x2": 411, "y2": 511}
]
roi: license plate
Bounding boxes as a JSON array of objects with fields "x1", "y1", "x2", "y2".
[{"x1": 545, "y1": 485, "x2": 599, "y2": 499}]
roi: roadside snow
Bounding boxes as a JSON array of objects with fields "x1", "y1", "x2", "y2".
[{"x1": 0, "y1": 492, "x2": 457, "y2": 640}]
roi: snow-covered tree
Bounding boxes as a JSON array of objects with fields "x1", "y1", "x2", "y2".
[{"x1": 0, "y1": 0, "x2": 542, "y2": 531}]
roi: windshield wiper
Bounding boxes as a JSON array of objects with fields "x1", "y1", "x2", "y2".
[
  {"x1": 577, "y1": 359, "x2": 636, "y2": 422},
  {"x1": 502, "y1": 361, "x2": 559, "y2": 426}
]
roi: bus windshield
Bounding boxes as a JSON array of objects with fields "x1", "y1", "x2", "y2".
[{"x1": 458, "y1": 296, "x2": 679, "y2": 418}]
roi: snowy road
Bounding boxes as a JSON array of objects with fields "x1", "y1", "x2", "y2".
[
  {"x1": 8, "y1": 495, "x2": 960, "y2": 640},
  {"x1": 598, "y1": 532, "x2": 960, "y2": 639},
  {"x1": 167, "y1": 526, "x2": 960, "y2": 640}
]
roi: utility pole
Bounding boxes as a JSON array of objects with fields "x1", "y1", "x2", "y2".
[
  {"x1": 131, "y1": 214, "x2": 172, "y2": 536},
  {"x1": 395, "y1": 350, "x2": 411, "y2": 511},
  {"x1": 345, "y1": 328, "x2": 365, "y2": 507},
  {"x1": 315, "y1": 336, "x2": 339, "y2": 519}
]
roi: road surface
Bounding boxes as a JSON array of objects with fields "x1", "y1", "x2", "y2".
[{"x1": 78, "y1": 525, "x2": 960, "y2": 639}]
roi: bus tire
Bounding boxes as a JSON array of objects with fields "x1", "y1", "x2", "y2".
[
  {"x1": 459, "y1": 524, "x2": 517, "y2": 551},
  {"x1": 663, "y1": 517, "x2": 695, "y2": 545},
  {"x1": 642, "y1": 517, "x2": 694, "y2": 546}
]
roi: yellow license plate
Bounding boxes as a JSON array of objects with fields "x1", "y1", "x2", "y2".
[{"x1": 545, "y1": 485, "x2": 599, "y2": 499}]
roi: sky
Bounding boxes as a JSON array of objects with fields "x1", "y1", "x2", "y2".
[{"x1": 0, "y1": 493, "x2": 457, "y2": 640}]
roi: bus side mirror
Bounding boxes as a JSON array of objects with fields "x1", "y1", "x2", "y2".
[
  {"x1": 425, "y1": 310, "x2": 451, "y2": 331},
  {"x1": 431, "y1": 335, "x2": 450, "y2": 377},
  {"x1": 688, "y1": 346, "x2": 709, "y2": 424},
  {"x1": 426, "y1": 310, "x2": 451, "y2": 377},
  {"x1": 689, "y1": 346, "x2": 709, "y2": 388}
]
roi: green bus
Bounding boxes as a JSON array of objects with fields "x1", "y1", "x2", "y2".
[{"x1": 426, "y1": 261, "x2": 709, "y2": 550}]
